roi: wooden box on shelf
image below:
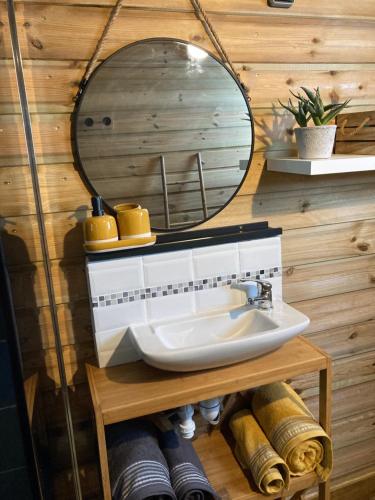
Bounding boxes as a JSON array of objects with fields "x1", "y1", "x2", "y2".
[
  {"x1": 336, "y1": 110, "x2": 375, "y2": 155},
  {"x1": 86, "y1": 336, "x2": 332, "y2": 500}
]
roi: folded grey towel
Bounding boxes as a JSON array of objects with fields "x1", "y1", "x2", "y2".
[
  {"x1": 106, "y1": 419, "x2": 176, "y2": 500},
  {"x1": 159, "y1": 428, "x2": 219, "y2": 500}
]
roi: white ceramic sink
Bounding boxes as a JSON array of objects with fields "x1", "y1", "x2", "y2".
[{"x1": 129, "y1": 301, "x2": 309, "y2": 372}]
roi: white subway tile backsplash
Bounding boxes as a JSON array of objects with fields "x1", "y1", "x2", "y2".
[
  {"x1": 92, "y1": 299, "x2": 146, "y2": 332},
  {"x1": 268, "y1": 276, "x2": 282, "y2": 301},
  {"x1": 143, "y1": 250, "x2": 193, "y2": 288},
  {"x1": 239, "y1": 237, "x2": 281, "y2": 272},
  {"x1": 193, "y1": 243, "x2": 239, "y2": 279},
  {"x1": 89, "y1": 257, "x2": 143, "y2": 297}
]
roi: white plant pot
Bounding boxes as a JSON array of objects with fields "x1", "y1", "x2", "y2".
[{"x1": 294, "y1": 125, "x2": 337, "y2": 159}]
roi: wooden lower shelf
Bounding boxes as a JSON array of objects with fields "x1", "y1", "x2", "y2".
[{"x1": 193, "y1": 431, "x2": 318, "y2": 500}]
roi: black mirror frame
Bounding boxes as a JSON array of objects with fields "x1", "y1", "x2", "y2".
[{"x1": 71, "y1": 37, "x2": 255, "y2": 233}]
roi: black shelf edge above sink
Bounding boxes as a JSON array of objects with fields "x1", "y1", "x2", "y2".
[{"x1": 86, "y1": 222, "x2": 282, "y2": 262}]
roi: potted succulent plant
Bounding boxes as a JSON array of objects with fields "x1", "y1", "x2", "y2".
[{"x1": 279, "y1": 87, "x2": 350, "y2": 159}]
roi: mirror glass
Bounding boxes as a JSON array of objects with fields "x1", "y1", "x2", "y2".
[{"x1": 74, "y1": 39, "x2": 253, "y2": 231}]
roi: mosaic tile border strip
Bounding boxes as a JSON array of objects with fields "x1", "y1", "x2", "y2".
[{"x1": 92, "y1": 267, "x2": 281, "y2": 308}]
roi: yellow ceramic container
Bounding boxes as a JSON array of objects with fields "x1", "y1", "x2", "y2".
[
  {"x1": 84, "y1": 196, "x2": 118, "y2": 244},
  {"x1": 113, "y1": 203, "x2": 140, "y2": 212},
  {"x1": 84, "y1": 214, "x2": 118, "y2": 244},
  {"x1": 117, "y1": 207, "x2": 151, "y2": 240}
]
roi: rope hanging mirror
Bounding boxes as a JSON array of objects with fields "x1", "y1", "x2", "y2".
[
  {"x1": 73, "y1": 1, "x2": 254, "y2": 231},
  {"x1": 78, "y1": 0, "x2": 250, "y2": 98}
]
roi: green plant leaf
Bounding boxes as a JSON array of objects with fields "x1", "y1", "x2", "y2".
[
  {"x1": 302, "y1": 99, "x2": 310, "y2": 114},
  {"x1": 290, "y1": 90, "x2": 308, "y2": 104},
  {"x1": 313, "y1": 116, "x2": 322, "y2": 125},
  {"x1": 307, "y1": 101, "x2": 322, "y2": 125},
  {"x1": 297, "y1": 101, "x2": 308, "y2": 127},
  {"x1": 301, "y1": 86, "x2": 317, "y2": 103},
  {"x1": 321, "y1": 99, "x2": 351, "y2": 124},
  {"x1": 280, "y1": 88, "x2": 350, "y2": 128},
  {"x1": 278, "y1": 100, "x2": 298, "y2": 117},
  {"x1": 289, "y1": 98, "x2": 300, "y2": 114},
  {"x1": 324, "y1": 103, "x2": 341, "y2": 111}
]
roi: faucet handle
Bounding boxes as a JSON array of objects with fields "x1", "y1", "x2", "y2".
[
  {"x1": 235, "y1": 279, "x2": 260, "y2": 301},
  {"x1": 235, "y1": 279, "x2": 273, "y2": 308},
  {"x1": 257, "y1": 280, "x2": 272, "y2": 293}
]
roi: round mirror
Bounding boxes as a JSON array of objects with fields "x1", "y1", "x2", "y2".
[{"x1": 73, "y1": 38, "x2": 254, "y2": 231}]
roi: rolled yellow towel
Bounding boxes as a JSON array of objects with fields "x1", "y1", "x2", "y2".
[
  {"x1": 252, "y1": 382, "x2": 332, "y2": 481},
  {"x1": 229, "y1": 409, "x2": 289, "y2": 495}
]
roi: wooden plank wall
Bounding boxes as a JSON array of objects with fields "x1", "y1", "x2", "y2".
[{"x1": 1, "y1": 0, "x2": 375, "y2": 497}]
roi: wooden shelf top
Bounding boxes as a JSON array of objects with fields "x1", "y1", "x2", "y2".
[
  {"x1": 193, "y1": 431, "x2": 318, "y2": 500},
  {"x1": 86, "y1": 336, "x2": 328, "y2": 425}
]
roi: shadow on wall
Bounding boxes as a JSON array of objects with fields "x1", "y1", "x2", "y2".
[
  {"x1": 252, "y1": 105, "x2": 335, "y2": 225},
  {"x1": 59, "y1": 205, "x2": 96, "y2": 386},
  {"x1": 250, "y1": 105, "x2": 300, "y2": 225},
  {"x1": 254, "y1": 105, "x2": 295, "y2": 156},
  {"x1": 59, "y1": 206, "x2": 100, "y2": 492}
]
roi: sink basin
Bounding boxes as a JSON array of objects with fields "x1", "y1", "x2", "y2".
[{"x1": 129, "y1": 302, "x2": 310, "y2": 372}]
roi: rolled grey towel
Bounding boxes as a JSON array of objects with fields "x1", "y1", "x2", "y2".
[
  {"x1": 159, "y1": 428, "x2": 220, "y2": 500},
  {"x1": 106, "y1": 419, "x2": 176, "y2": 500}
]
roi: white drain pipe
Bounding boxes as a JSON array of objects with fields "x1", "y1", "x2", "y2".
[
  {"x1": 199, "y1": 398, "x2": 222, "y2": 425},
  {"x1": 177, "y1": 405, "x2": 196, "y2": 439},
  {"x1": 176, "y1": 398, "x2": 222, "y2": 438}
]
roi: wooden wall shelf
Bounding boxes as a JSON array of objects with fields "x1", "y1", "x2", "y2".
[
  {"x1": 86, "y1": 336, "x2": 332, "y2": 500},
  {"x1": 267, "y1": 154, "x2": 375, "y2": 175}
]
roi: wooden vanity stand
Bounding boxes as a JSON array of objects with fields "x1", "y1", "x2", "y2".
[{"x1": 86, "y1": 336, "x2": 332, "y2": 500}]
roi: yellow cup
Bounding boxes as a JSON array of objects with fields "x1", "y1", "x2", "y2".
[
  {"x1": 116, "y1": 206, "x2": 151, "y2": 240},
  {"x1": 114, "y1": 203, "x2": 141, "y2": 212}
]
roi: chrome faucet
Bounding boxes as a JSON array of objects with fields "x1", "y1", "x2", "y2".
[{"x1": 232, "y1": 279, "x2": 273, "y2": 310}]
